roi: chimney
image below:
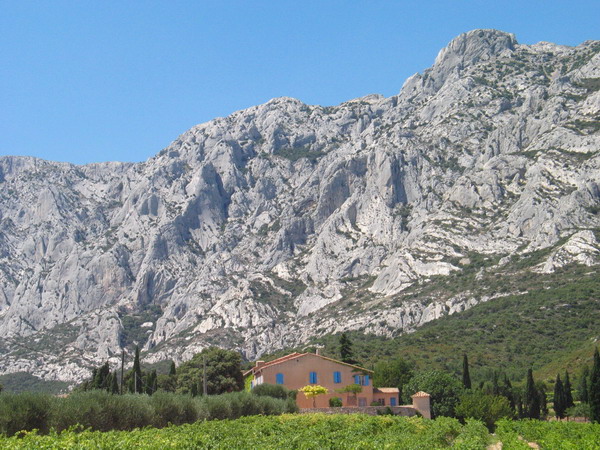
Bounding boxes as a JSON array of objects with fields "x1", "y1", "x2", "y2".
[
  {"x1": 315, "y1": 349, "x2": 320, "y2": 356},
  {"x1": 255, "y1": 360, "x2": 265, "y2": 369}
]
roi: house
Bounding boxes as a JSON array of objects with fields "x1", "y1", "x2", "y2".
[{"x1": 245, "y1": 351, "x2": 427, "y2": 415}]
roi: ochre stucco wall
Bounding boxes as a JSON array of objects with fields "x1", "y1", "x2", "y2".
[{"x1": 256, "y1": 354, "x2": 374, "y2": 408}]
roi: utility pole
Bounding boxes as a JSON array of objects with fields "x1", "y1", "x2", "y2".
[
  {"x1": 203, "y1": 355, "x2": 207, "y2": 396},
  {"x1": 120, "y1": 349, "x2": 125, "y2": 395}
]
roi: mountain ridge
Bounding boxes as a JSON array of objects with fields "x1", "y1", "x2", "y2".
[{"x1": 0, "y1": 29, "x2": 599, "y2": 385}]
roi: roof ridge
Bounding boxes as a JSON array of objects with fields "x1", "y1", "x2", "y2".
[{"x1": 251, "y1": 351, "x2": 373, "y2": 373}]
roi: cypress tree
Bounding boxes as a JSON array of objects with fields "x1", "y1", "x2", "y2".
[
  {"x1": 462, "y1": 354, "x2": 471, "y2": 389},
  {"x1": 539, "y1": 388, "x2": 548, "y2": 418},
  {"x1": 553, "y1": 374, "x2": 565, "y2": 419},
  {"x1": 145, "y1": 370, "x2": 157, "y2": 395},
  {"x1": 501, "y1": 374, "x2": 515, "y2": 411},
  {"x1": 492, "y1": 371, "x2": 500, "y2": 396},
  {"x1": 339, "y1": 333, "x2": 356, "y2": 364},
  {"x1": 564, "y1": 371, "x2": 574, "y2": 409},
  {"x1": 111, "y1": 371, "x2": 119, "y2": 394},
  {"x1": 169, "y1": 361, "x2": 177, "y2": 376},
  {"x1": 120, "y1": 349, "x2": 125, "y2": 395},
  {"x1": 590, "y1": 347, "x2": 600, "y2": 423},
  {"x1": 581, "y1": 376, "x2": 589, "y2": 404},
  {"x1": 524, "y1": 369, "x2": 541, "y2": 419},
  {"x1": 579, "y1": 365, "x2": 590, "y2": 403},
  {"x1": 131, "y1": 345, "x2": 143, "y2": 394}
]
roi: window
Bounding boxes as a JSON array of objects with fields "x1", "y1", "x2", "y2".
[
  {"x1": 333, "y1": 371, "x2": 341, "y2": 383},
  {"x1": 276, "y1": 373, "x2": 284, "y2": 385},
  {"x1": 390, "y1": 397, "x2": 397, "y2": 406},
  {"x1": 309, "y1": 371, "x2": 317, "y2": 384},
  {"x1": 353, "y1": 375, "x2": 370, "y2": 386}
]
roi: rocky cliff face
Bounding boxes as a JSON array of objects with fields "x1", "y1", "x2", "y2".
[{"x1": 1, "y1": 30, "x2": 599, "y2": 384}]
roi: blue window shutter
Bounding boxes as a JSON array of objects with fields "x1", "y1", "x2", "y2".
[
  {"x1": 310, "y1": 371, "x2": 317, "y2": 384},
  {"x1": 334, "y1": 371, "x2": 341, "y2": 383},
  {"x1": 354, "y1": 375, "x2": 360, "y2": 384},
  {"x1": 390, "y1": 397, "x2": 397, "y2": 406},
  {"x1": 364, "y1": 375, "x2": 370, "y2": 386},
  {"x1": 276, "y1": 373, "x2": 284, "y2": 385}
]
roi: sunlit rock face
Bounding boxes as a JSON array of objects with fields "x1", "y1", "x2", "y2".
[{"x1": 1, "y1": 29, "x2": 599, "y2": 384}]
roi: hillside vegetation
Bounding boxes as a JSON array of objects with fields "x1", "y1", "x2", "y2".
[{"x1": 263, "y1": 262, "x2": 600, "y2": 385}]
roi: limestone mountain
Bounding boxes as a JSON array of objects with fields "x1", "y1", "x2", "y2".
[{"x1": 0, "y1": 29, "x2": 599, "y2": 385}]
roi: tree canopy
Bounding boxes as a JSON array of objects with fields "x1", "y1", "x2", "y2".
[
  {"x1": 373, "y1": 358, "x2": 413, "y2": 398},
  {"x1": 403, "y1": 370, "x2": 464, "y2": 418},
  {"x1": 176, "y1": 347, "x2": 244, "y2": 395}
]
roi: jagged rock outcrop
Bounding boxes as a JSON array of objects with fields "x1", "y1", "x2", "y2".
[{"x1": 1, "y1": 29, "x2": 599, "y2": 384}]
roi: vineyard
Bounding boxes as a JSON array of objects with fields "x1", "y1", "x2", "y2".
[{"x1": 1, "y1": 414, "x2": 599, "y2": 449}]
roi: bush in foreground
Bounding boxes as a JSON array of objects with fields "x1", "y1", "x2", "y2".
[
  {"x1": 455, "y1": 392, "x2": 513, "y2": 431},
  {"x1": 0, "y1": 414, "x2": 492, "y2": 448},
  {"x1": 0, "y1": 390, "x2": 295, "y2": 436}
]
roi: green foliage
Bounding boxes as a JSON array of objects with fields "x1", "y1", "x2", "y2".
[
  {"x1": 265, "y1": 264, "x2": 600, "y2": 386},
  {"x1": 339, "y1": 332, "x2": 357, "y2": 364},
  {"x1": 404, "y1": 371, "x2": 464, "y2": 418},
  {"x1": 524, "y1": 369, "x2": 541, "y2": 420},
  {"x1": 251, "y1": 383, "x2": 295, "y2": 400},
  {"x1": 0, "y1": 414, "x2": 497, "y2": 448},
  {"x1": 0, "y1": 372, "x2": 68, "y2": 394},
  {"x1": 328, "y1": 397, "x2": 343, "y2": 407},
  {"x1": 591, "y1": 347, "x2": 600, "y2": 423},
  {"x1": 176, "y1": 347, "x2": 244, "y2": 395},
  {"x1": 455, "y1": 393, "x2": 513, "y2": 431},
  {"x1": 50, "y1": 391, "x2": 155, "y2": 432},
  {"x1": 553, "y1": 374, "x2": 566, "y2": 419},
  {"x1": 496, "y1": 419, "x2": 600, "y2": 449},
  {"x1": 128, "y1": 345, "x2": 143, "y2": 394},
  {"x1": 373, "y1": 357, "x2": 413, "y2": 398},
  {"x1": 0, "y1": 390, "x2": 295, "y2": 437},
  {"x1": 149, "y1": 392, "x2": 198, "y2": 427},
  {"x1": 566, "y1": 403, "x2": 591, "y2": 420},
  {"x1": 0, "y1": 392, "x2": 52, "y2": 436},
  {"x1": 79, "y1": 361, "x2": 118, "y2": 393},
  {"x1": 145, "y1": 370, "x2": 158, "y2": 395},
  {"x1": 462, "y1": 354, "x2": 471, "y2": 390},
  {"x1": 564, "y1": 371, "x2": 574, "y2": 409},
  {"x1": 579, "y1": 365, "x2": 590, "y2": 403},
  {"x1": 156, "y1": 373, "x2": 177, "y2": 393},
  {"x1": 336, "y1": 383, "x2": 362, "y2": 395},
  {"x1": 118, "y1": 304, "x2": 162, "y2": 348}
]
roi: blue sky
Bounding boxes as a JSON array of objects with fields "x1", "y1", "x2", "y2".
[{"x1": 1, "y1": 1, "x2": 598, "y2": 165}]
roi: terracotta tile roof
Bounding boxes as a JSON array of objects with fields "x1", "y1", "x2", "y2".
[
  {"x1": 311, "y1": 353, "x2": 374, "y2": 373},
  {"x1": 247, "y1": 352, "x2": 374, "y2": 375},
  {"x1": 373, "y1": 387, "x2": 399, "y2": 393},
  {"x1": 411, "y1": 391, "x2": 430, "y2": 398}
]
